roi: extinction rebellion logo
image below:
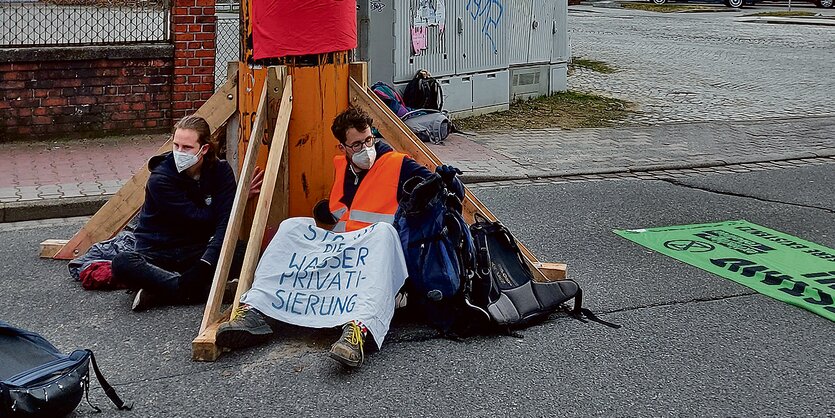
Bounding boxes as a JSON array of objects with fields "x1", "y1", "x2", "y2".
[{"x1": 663, "y1": 240, "x2": 715, "y2": 253}]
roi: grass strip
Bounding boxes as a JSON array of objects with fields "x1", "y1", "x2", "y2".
[
  {"x1": 453, "y1": 91, "x2": 633, "y2": 131},
  {"x1": 570, "y1": 57, "x2": 618, "y2": 74},
  {"x1": 621, "y1": 3, "x2": 724, "y2": 13}
]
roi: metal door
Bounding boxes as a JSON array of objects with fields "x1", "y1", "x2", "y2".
[
  {"x1": 453, "y1": 0, "x2": 508, "y2": 74},
  {"x1": 529, "y1": 0, "x2": 553, "y2": 64},
  {"x1": 507, "y1": 0, "x2": 532, "y2": 66},
  {"x1": 550, "y1": 0, "x2": 569, "y2": 63},
  {"x1": 394, "y1": 0, "x2": 456, "y2": 83}
]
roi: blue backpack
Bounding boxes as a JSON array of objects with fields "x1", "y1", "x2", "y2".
[
  {"x1": 394, "y1": 174, "x2": 478, "y2": 331},
  {"x1": 0, "y1": 321, "x2": 130, "y2": 417}
]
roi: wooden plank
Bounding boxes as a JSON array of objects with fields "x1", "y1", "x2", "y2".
[
  {"x1": 45, "y1": 75, "x2": 239, "y2": 260},
  {"x1": 192, "y1": 306, "x2": 232, "y2": 362},
  {"x1": 197, "y1": 66, "x2": 238, "y2": 132},
  {"x1": 534, "y1": 262, "x2": 568, "y2": 282},
  {"x1": 265, "y1": 68, "x2": 290, "y2": 242},
  {"x1": 39, "y1": 239, "x2": 69, "y2": 258},
  {"x1": 226, "y1": 114, "x2": 241, "y2": 181},
  {"x1": 349, "y1": 62, "x2": 368, "y2": 87},
  {"x1": 226, "y1": 63, "x2": 241, "y2": 180},
  {"x1": 231, "y1": 74, "x2": 293, "y2": 312},
  {"x1": 348, "y1": 77, "x2": 555, "y2": 282},
  {"x1": 198, "y1": 80, "x2": 269, "y2": 332}
]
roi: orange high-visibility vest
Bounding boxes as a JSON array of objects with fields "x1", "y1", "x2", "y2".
[{"x1": 329, "y1": 151, "x2": 406, "y2": 232}]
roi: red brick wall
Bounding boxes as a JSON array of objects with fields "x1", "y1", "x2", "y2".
[
  {"x1": 0, "y1": 0, "x2": 217, "y2": 142},
  {"x1": 0, "y1": 56, "x2": 172, "y2": 141},
  {"x1": 172, "y1": 0, "x2": 217, "y2": 120}
]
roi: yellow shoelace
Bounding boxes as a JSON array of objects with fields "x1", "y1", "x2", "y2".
[
  {"x1": 345, "y1": 322, "x2": 365, "y2": 361},
  {"x1": 230, "y1": 305, "x2": 248, "y2": 321}
]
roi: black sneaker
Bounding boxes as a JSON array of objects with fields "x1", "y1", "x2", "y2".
[
  {"x1": 131, "y1": 289, "x2": 156, "y2": 312},
  {"x1": 328, "y1": 322, "x2": 365, "y2": 368},
  {"x1": 215, "y1": 305, "x2": 273, "y2": 349}
]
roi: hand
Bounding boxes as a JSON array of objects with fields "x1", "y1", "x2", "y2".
[
  {"x1": 435, "y1": 164, "x2": 462, "y2": 185},
  {"x1": 313, "y1": 199, "x2": 338, "y2": 225},
  {"x1": 179, "y1": 259, "x2": 214, "y2": 291},
  {"x1": 248, "y1": 166, "x2": 264, "y2": 200}
]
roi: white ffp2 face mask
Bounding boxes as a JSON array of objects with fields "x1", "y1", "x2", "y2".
[
  {"x1": 173, "y1": 145, "x2": 204, "y2": 173},
  {"x1": 351, "y1": 144, "x2": 377, "y2": 170}
]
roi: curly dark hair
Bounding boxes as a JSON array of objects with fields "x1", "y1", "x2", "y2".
[{"x1": 331, "y1": 107, "x2": 374, "y2": 144}]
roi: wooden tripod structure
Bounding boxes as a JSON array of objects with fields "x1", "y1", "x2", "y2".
[
  {"x1": 39, "y1": 5, "x2": 567, "y2": 363},
  {"x1": 40, "y1": 59, "x2": 567, "y2": 361}
]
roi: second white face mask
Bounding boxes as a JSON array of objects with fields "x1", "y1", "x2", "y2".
[
  {"x1": 351, "y1": 144, "x2": 376, "y2": 170},
  {"x1": 173, "y1": 146, "x2": 203, "y2": 173}
]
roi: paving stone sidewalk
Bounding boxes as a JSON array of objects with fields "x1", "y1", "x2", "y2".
[
  {"x1": 567, "y1": 5, "x2": 835, "y2": 125},
  {"x1": 3, "y1": 8, "x2": 834, "y2": 222},
  {"x1": 1, "y1": 116, "x2": 833, "y2": 222},
  {"x1": 440, "y1": 116, "x2": 835, "y2": 181},
  {"x1": 0, "y1": 134, "x2": 164, "y2": 221}
]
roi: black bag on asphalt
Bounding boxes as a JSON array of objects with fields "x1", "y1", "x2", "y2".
[
  {"x1": 402, "y1": 69, "x2": 444, "y2": 111},
  {"x1": 468, "y1": 214, "x2": 620, "y2": 329},
  {"x1": 0, "y1": 321, "x2": 131, "y2": 417}
]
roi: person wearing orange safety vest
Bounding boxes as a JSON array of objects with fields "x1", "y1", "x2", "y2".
[
  {"x1": 215, "y1": 107, "x2": 463, "y2": 369},
  {"x1": 321, "y1": 114, "x2": 464, "y2": 234},
  {"x1": 318, "y1": 107, "x2": 463, "y2": 366}
]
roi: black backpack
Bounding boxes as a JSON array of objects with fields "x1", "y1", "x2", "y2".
[
  {"x1": 394, "y1": 174, "x2": 482, "y2": 333},
  {"x1": 402, "y1": 70, "x2": 444, "y2": 111},
  {"x1": 0, "y1": 321, "x2": 131, "y2": 417},
  {"x1": 467, "y1": 214, "x2": 620, "y2": 329}
]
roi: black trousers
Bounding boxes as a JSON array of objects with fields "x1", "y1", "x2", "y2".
[{"x1": 112, "y1": 242, "x2": 246, "y2": 304}]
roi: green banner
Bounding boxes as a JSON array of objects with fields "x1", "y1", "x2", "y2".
[{"x1": 614, "y1": 220, "x2": 835, "y2": 322}]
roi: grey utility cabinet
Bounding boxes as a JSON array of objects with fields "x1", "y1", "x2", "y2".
[{"x1": 358, "y1": 0, "x2": 569, "y2": 117}]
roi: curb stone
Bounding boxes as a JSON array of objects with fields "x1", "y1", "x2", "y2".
[
  {"x1": 0, "y1": 196, "x2": 108, "y2": 223},
  {"x1": 5, "y1": 155, "x2": 833, "y2": 224},
  {"x1": 737, "y1": 16, "x2": 835, "y2": 26}
]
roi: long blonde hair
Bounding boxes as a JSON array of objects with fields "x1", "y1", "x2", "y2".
[{"x1": 173, "y1": 115, "x2": 216, "y2": 162}]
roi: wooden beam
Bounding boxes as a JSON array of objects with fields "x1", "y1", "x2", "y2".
[
  {"x1": 349, "y1": 62, "x2": 368, "y2": 87},
  {"x1": 198, "y1": 79, "x2": 269, "y2": 333},
  {"x1": 197, "y1": 66, "x2": 239, "y2": 132},
  {"x1": 265, "y1": 68, "x2": 290, "y2": 241},
  {"x1": 347, "y1": 77, "x2": 559, "y2": 282},
  {"x1": 193, "y1": 70, "x2": 292, "y2": 362},
  {"x1": 226, "y1": 63, "x2": 241, "y2": 179},
  {"x1": 39, "y1": 239, "x2": 69, "y2": 258},
  {"x1": 534, "y1": 262, "x2": 568, "y2": 282},
  {"x1": 231, "y1": 74, "x2": 293, "y2": 312},
  {"x1": 192, "y1": 306, "x2": 232, "y2": 362},
  {"x1": 43, "y1": 74, "x2": 239, "y2": 260}
]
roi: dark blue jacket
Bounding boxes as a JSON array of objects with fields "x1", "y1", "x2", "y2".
[
  {"x1": 338, "y1": 140, "x2": 464, "y2": 209},
  {"x1": 134, "y1": 152, "x2": 236, "y2": 266}
]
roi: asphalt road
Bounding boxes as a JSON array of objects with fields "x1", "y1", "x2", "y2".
[{"x1": 1, "y1": 162, "x2": 833, "y2": 417}]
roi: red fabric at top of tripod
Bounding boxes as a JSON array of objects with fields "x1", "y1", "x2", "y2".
[{"x1": 252, "y1": 0, "x2": 357, "y2": 60}]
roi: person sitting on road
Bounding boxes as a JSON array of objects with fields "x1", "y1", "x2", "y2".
[
  {"x1": 112, "y1": 115, "x2": 262, "y2": 311},
  {"x1": 214, "y1": 107, "x2": 464, "y2": 368}
]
